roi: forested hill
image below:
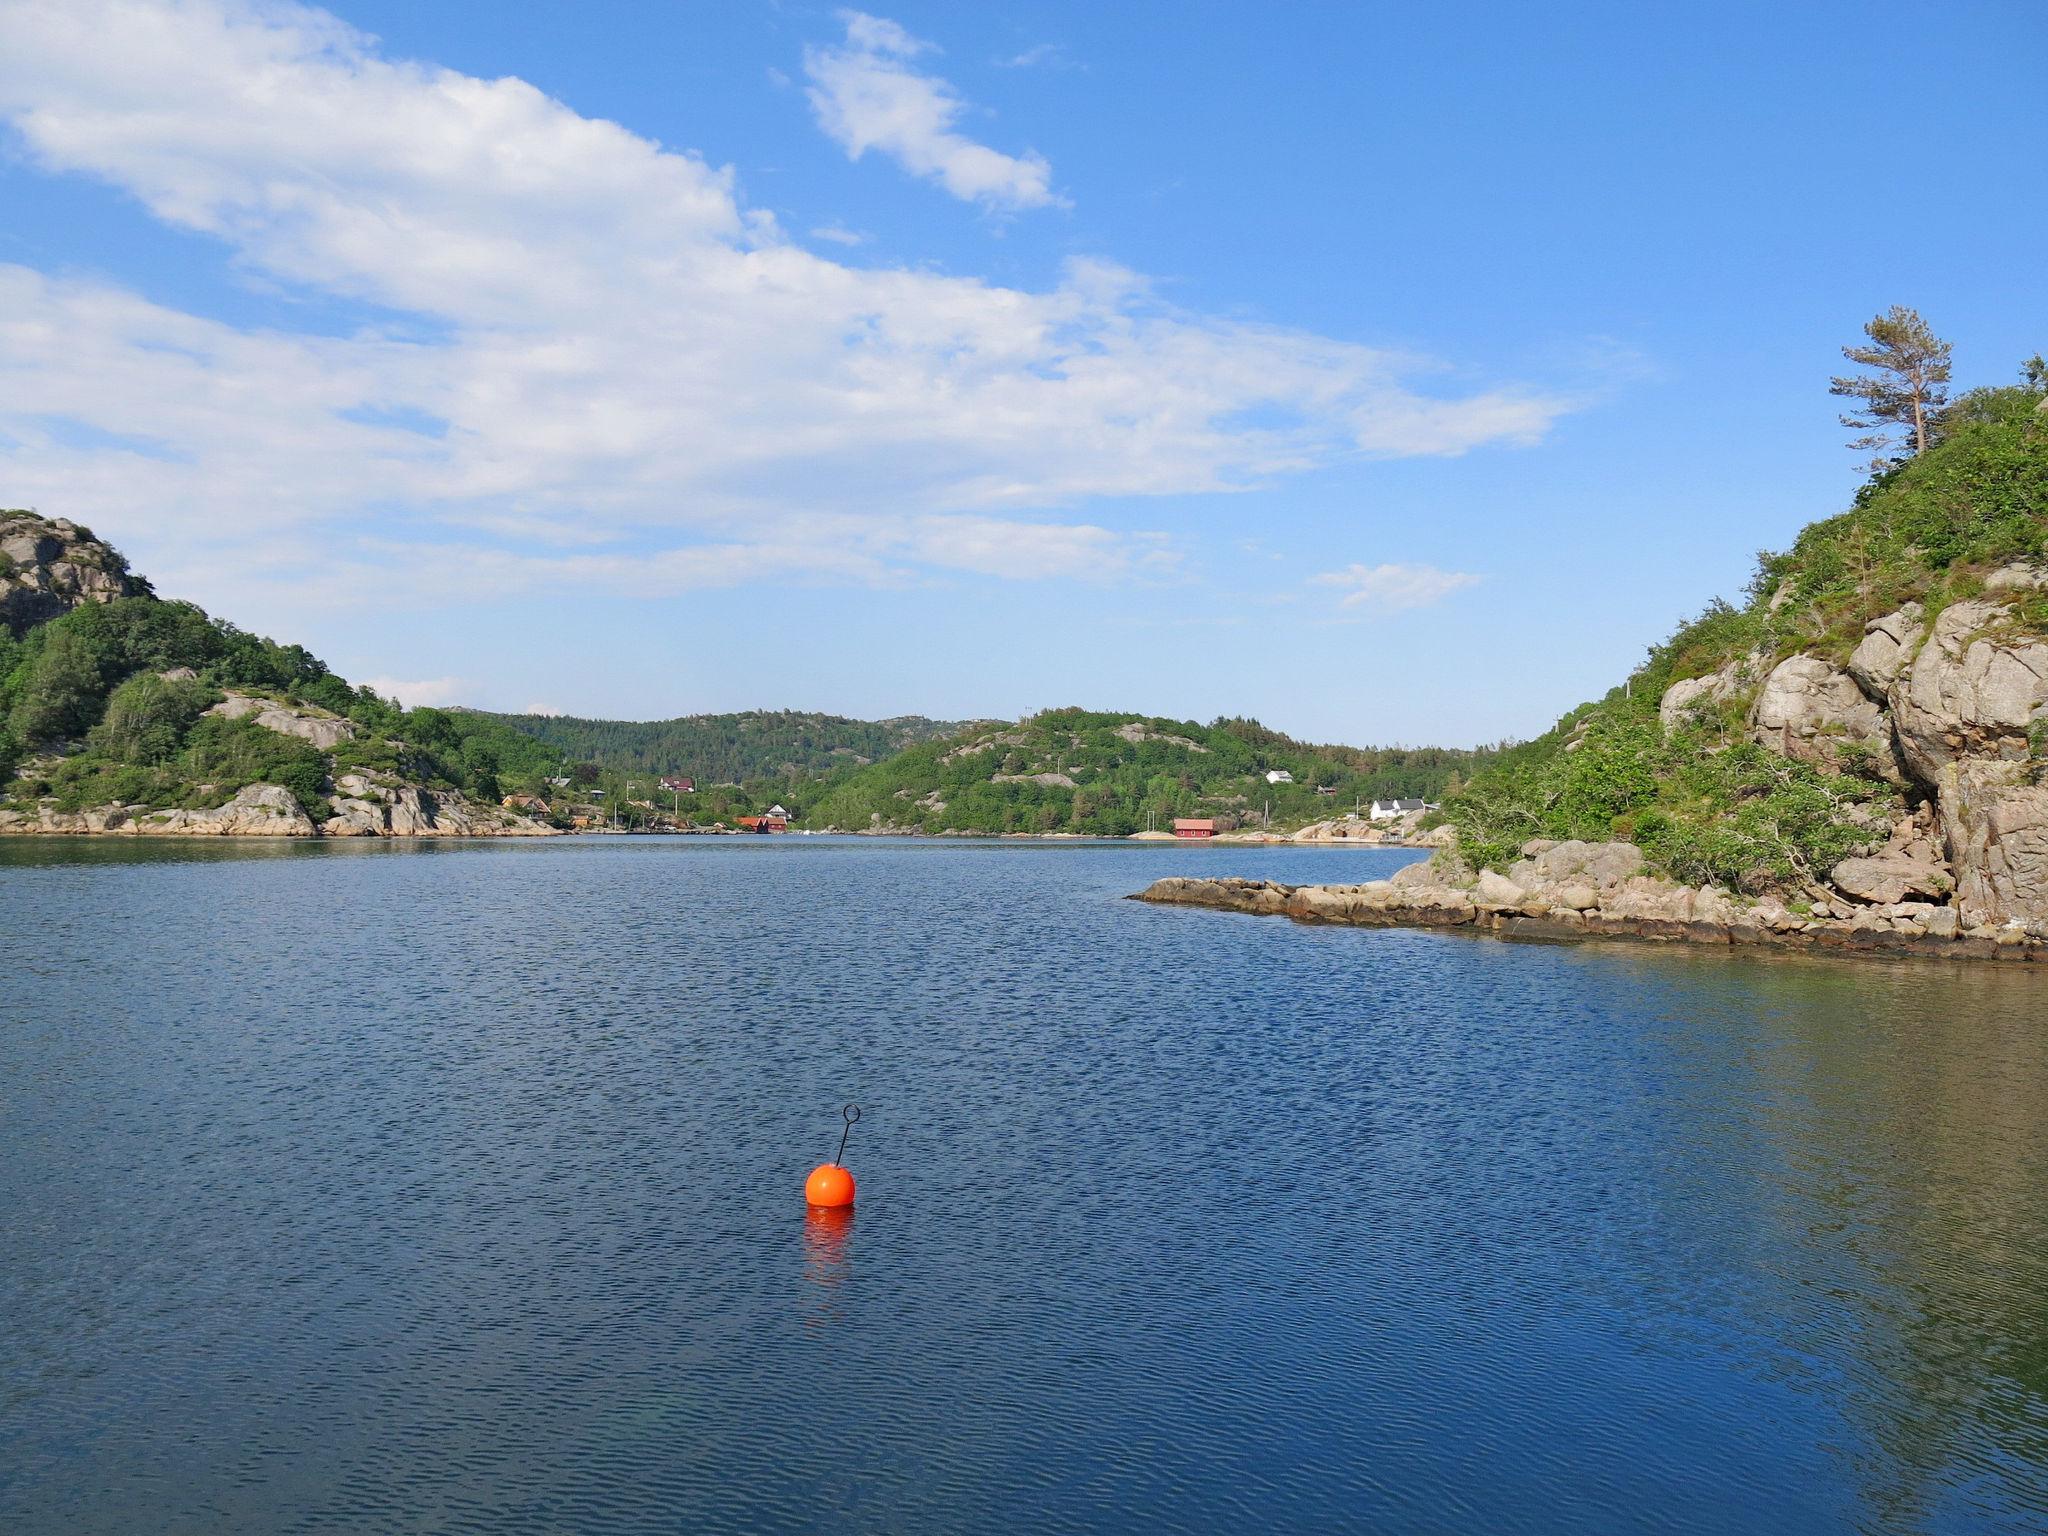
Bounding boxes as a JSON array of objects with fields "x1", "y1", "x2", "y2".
[
  {"x1": 802, "y1": 708, "x2": 1496, "y2": 836},
  {"x1": 468, "y1": 709, "x2": 971, "y2": 784}
]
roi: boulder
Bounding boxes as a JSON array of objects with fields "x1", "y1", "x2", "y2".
[
  {"x1": 1507, "y1": 839, "x2": 1644, "y2": 894},
  {"x1": 1750, "y1": 654, "x2": 1904, "y2": 781},
  {"x1": 1829, "y1": 854, "x2": 1954, "y2": 905},
  {"x1": 1658, "y1": 656, "x2": 1753, "y2": 731},
  {"x1": 1473, "y1": 869, "x2": 1527, "y2": 912},
  {"x1": 1888, "y1": 598, "x2": 2048, "y2": 780},
  {"x1": 1983, "y1": 563, "x2": 2048, "y2": 594},
  {"x1": 1847, "y1": 602, "x2": 1925, "y2": 700}
]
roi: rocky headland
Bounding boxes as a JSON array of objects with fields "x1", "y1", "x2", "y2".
[
  {"x1": 1133, "y1": 833, "x2": 2048, "y2": 962},
  {"x1": 1, "y1": 513, "x2": 553, "y2": 838}
]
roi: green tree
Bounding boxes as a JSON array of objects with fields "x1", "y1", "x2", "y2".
[
  {"x1": 9, "y1": 627, "x2": 107, "y2": 742},
  {"x1": 1830, "y1": 306, "x2": 1953, "y2": 470},
  {"x1": 89, "y1": 672, "x2": 215, "y2": 764}
]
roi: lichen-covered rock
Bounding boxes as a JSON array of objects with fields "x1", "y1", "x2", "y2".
[
  {"x1": 1750, "y1": 654, "x2": 1904, "y2": 781},
  {"x1": 1888, "y1": 599, "x2": 2048, "y2": 779},
  {"x1": 0, "y1": 512, "x2": 143, "y2": 635}
]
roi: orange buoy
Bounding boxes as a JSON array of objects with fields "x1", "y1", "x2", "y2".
[
  {"x1": 805, "y1": 1162, "x2": 856, "y2": 1208},
  {"x1": 804, "y1": 1103, "x2": 861, "y2": 1207}
]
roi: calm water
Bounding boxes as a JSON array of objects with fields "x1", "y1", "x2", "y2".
[{"x1": 3, "y1": 836, "x2": 2046, "y2": 1534}]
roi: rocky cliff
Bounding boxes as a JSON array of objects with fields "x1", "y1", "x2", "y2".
[
  {"x1": 1432, "y1": 376, "x2": 2048, "y2": 948},
  {"x1": 0, "y1": 512, "x2": 143, "y2": 635},
  {"x1": 1660, "y1": 567, "x2": 2048, "y2": 936}
]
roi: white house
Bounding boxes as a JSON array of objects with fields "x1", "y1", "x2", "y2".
[
  {"x1": 1264, "y1": 769, "x2": 1294, "y2": 785},
  {"x1": 1368, "y1": 797, "x2": 1427, "y2": 821}
]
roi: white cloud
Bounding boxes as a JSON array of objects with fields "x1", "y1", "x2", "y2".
[
  {"x1": 0, "y1": 0, "x2": 1571, "y2": 623},
  {"x1": 1310, "y1": 563, "x2": 1482, "y2": 611},
  {"x1": 358, "y1": 675, "x2": 469, "y2": 707},
  {"x1": 997, "y1": 44, "x2": 1071, "y2": 71},
  {"x1": 804, "y1": 10, "x2": 1062, "y2": 210},
  {"x1": 809, "y1": 223, "x2": 867, "y2": 246}
]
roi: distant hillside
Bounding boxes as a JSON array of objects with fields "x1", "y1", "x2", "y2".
[
  {"x1": 471, "y1": 708, "x2": 972, "y2": 784},
  {"x1": 803, "y1": 707, "x2": 1496, "y2": 836}
]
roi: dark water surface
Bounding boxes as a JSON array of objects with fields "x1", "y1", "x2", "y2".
[{"x1": 3, "y1": 836, "x2": 2046, "y2": 1534}]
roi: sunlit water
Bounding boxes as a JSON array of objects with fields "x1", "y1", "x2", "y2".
[{"x1": 2, "y1": 836, "x2": 2046, "y2": 1534}]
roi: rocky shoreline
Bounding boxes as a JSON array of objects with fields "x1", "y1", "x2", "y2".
[
  {"x1": 1132, "y1": 838, "x2": 2048, "y2": 962},
  {"x1": 0, "y1": 781, "x2": 555, "y2": 838}
]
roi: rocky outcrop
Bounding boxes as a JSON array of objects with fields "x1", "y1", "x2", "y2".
[
  {"x1": 318, "y1": 775, "x2": 551, "y2": 837},
  {"x1": 1287, "y1": 812, "x2": 1439, "y2": 845},
  {"x1": 1748, "y1": 655, "x2": 1904, "y2": 781},
  {"x1": 0, "y1": 776, "x2": 553, "y2": 838},
  {"x1": 0, "y1": 512, "x2": 143, "y2": 635},
  {"x1": 1658, "y1": 656, "x2": 1754, "y2": 730},
  {"x1": 1133, "y1": 841, "x2": 2047, "y2": 961},
  {"x1": 1887, "y1": 598, "x2": 2048, "y2": 779},
  {"x1": 0, "y1": 784, "x2": 317, "y2": 837},
  {"x1": 1930, "y1": 762, "x2": 2048, "y2": 930},
  {"x1": 1847, "y1": 602, "x2": 1925, "y2": 699},
  {"x1": 206, "y1": 691, "x2": 358, "y2": 750}
]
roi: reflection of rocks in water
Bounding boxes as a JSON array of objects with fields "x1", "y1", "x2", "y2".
[
  {"x1": 1579, "y1": 950, "x2": 2048, "y2": 1529},
  {"x1": 803, "y1": 1205, "x2": 855, "y2": 1320}
]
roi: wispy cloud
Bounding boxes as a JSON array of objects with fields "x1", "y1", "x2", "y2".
[
  {"x1": 0, "y1": 0, "x2": 1572, "y2": 623},
  {"x1": 804, "y1": 11, "x2": 1062, "y2": 210},
  {"x1": 809, "y1": 223, "x2": 867, "y2": 246},
  {"x1": 997, "y1": 43, "x2": 1073, "y2": 71},
  {"x1": 1310, "y1": 563, "x2": 1482, "y2": 611}
]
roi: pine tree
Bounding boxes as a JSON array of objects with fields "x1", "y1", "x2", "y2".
[{"x1": 1829, "y1": 306, "x2": 1952, "y2": 472}]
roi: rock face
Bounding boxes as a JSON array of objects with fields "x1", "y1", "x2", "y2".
[
  {"x1": 1887, "y1": 599, "x2": 2048, "y2": 779},
  {"x1": 0, "y1": 512, "x2": 143, "y2": 635},
  {"x1": 1749, "y1": 655, "x2": 1903, "y2": 780},
  {"x1": 319, "y1": 775, "x2": 552, "y2": 838},
  {"x1": 1931, "y1": 762, "x2": 2048, "y2": 929},
  {"x1": 206, "y1": 692, "x2": 358, "y2": 750}
]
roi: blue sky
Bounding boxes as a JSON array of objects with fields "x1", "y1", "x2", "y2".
[{"x1": 0, "y1": 1, "x2": 2041, "y2": 744}]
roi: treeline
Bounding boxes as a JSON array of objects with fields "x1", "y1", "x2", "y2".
[
  {"x1": 467, "y1": 708, "x2": 969, "y2": 785},
  {"x1": 803, "y1": 706, "x2": 1498, "y2": 836}
]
